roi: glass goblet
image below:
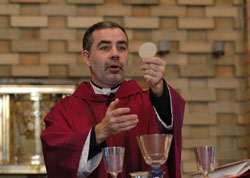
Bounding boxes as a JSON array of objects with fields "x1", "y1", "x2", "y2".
[
  {"x1": 194, "y1": 146, "x2": 216, "y2": 178},
  {"x1": 137, "y1": 134, "x2": 173, "y2": 178},
  {"x1": 102, "y1": 147, "x2": 125, "y2": 178}
]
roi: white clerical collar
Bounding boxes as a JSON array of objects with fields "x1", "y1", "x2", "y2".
[{"x1": 90, "y1": 81, "x2": 120, "y2": 95}]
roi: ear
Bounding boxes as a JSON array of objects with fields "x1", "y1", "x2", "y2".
[{"x1": 82, "y1": 50, "x2": 91, "y2": 67}]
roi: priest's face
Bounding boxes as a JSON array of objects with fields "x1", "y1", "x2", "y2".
[{"x1": 82, "y1": 28, "x2": 129, "y2": 88}]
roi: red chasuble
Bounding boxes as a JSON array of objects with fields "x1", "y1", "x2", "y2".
[{"x1": 41, "y1": 80, "x2": 185, "y2": 178}]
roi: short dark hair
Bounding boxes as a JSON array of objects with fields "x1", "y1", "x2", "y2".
[{"x1": 82, "y1": 21, "x2": 128, "y2": 52}]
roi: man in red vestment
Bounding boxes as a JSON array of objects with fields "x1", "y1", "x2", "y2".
[{"x1": 41, "y1": 21, "x2": 185, "y2": 178}]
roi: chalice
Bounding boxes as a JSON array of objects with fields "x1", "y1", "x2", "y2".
[
  {"x1": 137, "y1": 134, "x2": 173, "y2": 178},
  {"x1": 194, "y1": 146, "x2": 216, "y2": 178},
  {"x1": 102, "y1": 147, "x2": 125, "y2": 178}
]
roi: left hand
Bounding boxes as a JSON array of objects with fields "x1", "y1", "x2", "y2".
[{"x1": 140, "y1": 57, "x2": 166, "y2": 97}]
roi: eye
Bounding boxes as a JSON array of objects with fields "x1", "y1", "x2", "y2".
[
  {"x1": 118, "y1": 45, "x2": 127, "y2": 51},
  {"x1": 100, "y1": 46, "x2": 109, "y2": 51}
]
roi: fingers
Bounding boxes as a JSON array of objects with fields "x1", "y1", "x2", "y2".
[
  {"x1": 140, "y1": 57, "x2": 166, "y2": 75},
  {"x1": 143, "y1": 68, "x2": 158, "y2": 77},
  {"x1": 107, "y1": 98, "x2": 131, "y2": 118},
  {"x1": 140, "y1": 63, "x2": 161, "y2": 72},
  {"x1": 140, "y1": 58, "x2": 166, "y2": 72},
  {"x1": 102, "y1": 113, "x2": 138, "y2": 137},
  {"x1": 119, "y1": 123, "x2": 138, "y2": 132},
  {"x1": 109, "y1": 114, "x2": 138, "y2": 133},
  {"x1": 105, "y1": 98, "x2": 138, "y2": 130},
  {"x1": 140, "y1": 57, "x2": 166, "y2": 87},
  {"x1": 96, "y1": 100, "x2": 139, "y2": 143},
  {"x1": 106, "y1": 98, "x2": 119, "y2": 113},
  {"x1": 142, "y1": 57, "x2": 166, "y2": 67},
  {"x1": 112, "y1": 107, "x2": 131, "y2": 116},
  {"x1": 111, "y1": 114, "x2": 138, "y2": 123}
]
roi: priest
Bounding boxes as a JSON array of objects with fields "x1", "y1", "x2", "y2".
[{"x1": 41, "y1": 21, "x2": 185, "y2": 178}]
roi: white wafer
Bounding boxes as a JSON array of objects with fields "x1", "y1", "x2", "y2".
[{"x1": 138, "y1": 42, "x2": 157, "y2": 58}]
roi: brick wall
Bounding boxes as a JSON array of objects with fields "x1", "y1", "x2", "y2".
[
  {"x1": 244, "y1": 0, "x2": 250, "y2": 159},
  {"x1": 0, "y1": 0, "x2": 248, "y2": 177}
]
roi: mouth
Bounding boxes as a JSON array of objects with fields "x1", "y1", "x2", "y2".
[{"x1": 107, "y1": 64, "x2": 122, "y2": 73}]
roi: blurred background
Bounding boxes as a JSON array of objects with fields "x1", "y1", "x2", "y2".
[{"x1": 0, "y1": 0, "x2": 249, "y2": 177}]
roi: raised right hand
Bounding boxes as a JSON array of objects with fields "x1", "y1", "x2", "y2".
[{"x1": 95, "y1": 98, "x2": 138, "y2": 144}]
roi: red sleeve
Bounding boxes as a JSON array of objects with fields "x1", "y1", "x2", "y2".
[
  {"x1": 167, "y1": 86, "x2": 186, "y2": 178},
  {"x1": 40, "y1": 97, "x2": 92, "y2": 178}
]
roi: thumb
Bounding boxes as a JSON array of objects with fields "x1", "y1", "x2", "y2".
[{"x1": 107, "y1": 98, "x2": 119, "y2": 112}]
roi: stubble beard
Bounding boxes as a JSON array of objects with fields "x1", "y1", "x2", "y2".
[{"x1": 91, "y1": 67, "x2": 126, "y2": 88}]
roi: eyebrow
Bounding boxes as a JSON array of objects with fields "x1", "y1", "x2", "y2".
[
  {"x1": 117, "y1": 40, "x2": 128, "y2": 46},
  {"x1": 97, "y1": 40, "x2": 128, "y2": 48},
  {"x1": 97, "y1": 40, "x2": 111, "y2": 48}
]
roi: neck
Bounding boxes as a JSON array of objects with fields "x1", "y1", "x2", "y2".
[
  {"x1": 90, "y1": 81, "x2": 121, "y2": 95},
  {"x1": 91, "y1": 81, "x2": 121, "y2": 90}
]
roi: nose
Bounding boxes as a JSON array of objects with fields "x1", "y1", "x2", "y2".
[{"x1": 109, "y1": 46, "x2": 119, "y2": 60}]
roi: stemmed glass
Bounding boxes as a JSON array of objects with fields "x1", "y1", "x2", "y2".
[
  {"x1": 102, "y1": 147, "x2": 125, "y2": 178},
  {"x1": 137, "y1": 134, "x2": 173, "y2": 178},
  {"x1": 194, "y1": 146, "x2": 216, "y2": 178}
]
